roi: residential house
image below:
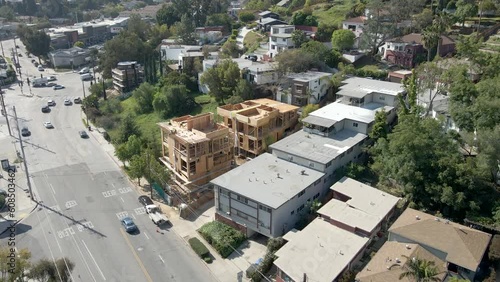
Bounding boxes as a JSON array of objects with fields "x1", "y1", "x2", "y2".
[
  {"x1": 388, "y1": 208, "x2": 492, "y2": 281},
  {"x1": 356, "y1": 241, "x2": 447, "y2": 282},
  {"x1": 161, "y1": 45, "x2": 202, "y2": 61},
  {"x1": 437, "y1": 58, "x2": 481, "y2": 82},
  {"x1": 195, "y1": 26, "x2": 224, "y2": 44},
  {"x1": 276, "y1": 71, "x2": 333, "y2": 106},
  {"x1": 176, "y1": 50, "x2": 218, "y2": 73},
  {"x1": 270, "y1": 101, "x2": 393, "y2": 187},
  {"x1": 274, "y1": 218, "x2": 370, "y2": 282},
  {"x1": 335, "y1": 76, "x2": 405, "y2": 121},
  {"x1": 388, "y1": 69, "x2": 412, "y2": 83},
  {"x1": 49, "y1": 47, "x2": 90, "y2": 69},
  {"x1": 342, "y1": 16, "x2": 366, "y2": 48},
  {"x1": 112, "y1": 61, "x2": 144, "y2": 93},
  {"x1": 258, "y1": 11, "x2": 280, "y2": 20},
  {"x1": 268, "y1": 25, "x2": 295, "y2": 58},
  {"x1": 158, "y1": 113, "x2": 234, "y2": 189},
  {"x1": 212, "y1": 153, "x2": 325, "y2": 237},
  {"x1": 276, "y1": 0, "x2": 291, "y2": 7},
  {"x1": 199, "y1": 58, "x2": 278, "y2": 93},
  {"x1": 217, "y1": 98, "x2": 299, "y2": 157},
  {"x1": 379, "y1": 33, "x2": 456, "y2": 67},
  {"x1": 417, "y1": 90, "x2": 459, "y2": 132},
  {"x1": 255, "y1": 18, "x2": 288, "y2": 32},
  {"x1": 318, "y1": 177, "x2": 400, "y2": 238}
]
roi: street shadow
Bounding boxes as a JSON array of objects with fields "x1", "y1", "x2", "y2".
[
  {"x1": 12, "y1": 137, "x2": 56, "y2": 154},
  {"x1": 0, "y1": 222, "x2": 32, "y2": 239},
  {"x1": 183, "y1": 200, "x2": 214, "y2": 223},
  {"x1": 36, "y1": 201, "x2": 107, "y2": 238}
]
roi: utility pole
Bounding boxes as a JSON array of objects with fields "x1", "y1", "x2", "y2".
[
  {"x1": 12, "y1": 106, "x2": 34, "y2": 200},
  {"x1": 81, "y1": 80, "x2": 89, "y2": 126},
  {"x1": 0, "y1": 88, "x2": 12, "y2": 136}
]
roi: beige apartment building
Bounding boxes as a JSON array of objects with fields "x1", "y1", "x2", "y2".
[
  {"x1": 158, "y1": 113, "x2": 234, "y2": 189},
  {"x1": 217, "y1": 98, "x2": 299, "y2": 157}
]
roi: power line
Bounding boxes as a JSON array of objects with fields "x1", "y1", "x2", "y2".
[{"x1": 12, "y1": 106, "x2": 34, "y2": 200}]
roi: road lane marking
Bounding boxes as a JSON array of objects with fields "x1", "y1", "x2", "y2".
[
  {"x1": 131, "y1": 214, "x2": 136, "y2": 219},
  {"x1": 35, "y1": 207, "x2": 65, "y2": 282},
  {"x1": 120, "y1": 197, "x2": 124, "y2": 203},
  {"x1": 116, "y1": 211, "x2": 129, "y2": 219},
  {"x1": 158, "y1": 255, "x2": 164, "y2": 264},
  {"x1": 144, "y1": 232, "x2": 149, "y2": 240},
  {"x1": 134, "y1": 207, "x2": 146, "y2": 215},
  {"x1": 111, "y1": 183, "x2": 115, "y2": 188},
  {"x1": 44, "y1": 173, "x2": 48, "y2": 178},
  {"x1": 65, "y1": 200, "x2": 78, "y2": 209},
  {"x1": 49, "y1": 183, "x2": 56, "y2": 194},
  {"x1": 82, "y1": 239, "x2": 107, "y2": 281},
  {"x1": 119, "y1": 228, "x2": 153, "y2": 282}
]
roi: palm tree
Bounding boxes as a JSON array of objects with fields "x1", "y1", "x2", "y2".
[
  {"x1": 399, "y1": 256, "x2": 442, "y2": 282},
  {"x1": 422, "y1": 26, "x2": 439, "y2": 62}
]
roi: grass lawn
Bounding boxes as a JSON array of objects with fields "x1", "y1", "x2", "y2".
[
  {"x1": 243, "y1": 31, "x2": 265, "y2": 52},
  {"x1": 191, "y1": 92, "x2": 220, "y2": 117},
  {"x1": 312, "y1": 0, "x2": 353, "y2": 27}
]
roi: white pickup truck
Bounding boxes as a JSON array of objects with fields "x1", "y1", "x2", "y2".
[{"x1": 145, "y1": 205, "x2": 169, "y2": 226}]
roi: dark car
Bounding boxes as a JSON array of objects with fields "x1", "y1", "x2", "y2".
[
  {"x1": 41, "y1": 105, "x2": 50, "y2": 113},
  {"x1": 79, "y1": 131, "x2": 89, "y2": 138},
  {"x1": 121, "y1": 217, "x2": 138, "y2": 233},
  {"x1": 74, "y1": 97, "x2": 82, "y2": 104},
  {"x1": 21, "y1": 127, "x2": 30, "y2": 137},
  {"x1": 138, "y1": 195, "x2": 154, "y2": 207}
]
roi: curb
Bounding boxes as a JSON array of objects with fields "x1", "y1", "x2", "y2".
[{"x1": 0, "y1": 200, "x2": 39, "y2": 236}]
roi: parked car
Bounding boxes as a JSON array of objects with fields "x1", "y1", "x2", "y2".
[
  {"x1": 138, "y1": 195, "x2": 154, "y2": 207},
  {"x1": 47, "y1": 76, "x2": 57, "y2": 81},
  {"x1": 79, "y1": 67, "x2": 89, "y2": 74},
  {"x1": 37, "y1": 66, "x2": 44, "y2": 71},
  {"x1": 47, "y1": 100, "x2": 55, "y2": 106},
  {"x1": 21, "y1": 127, "x2": 30, "y2": 137},
  {"x1": 41, "y1": 105, "x2": 50, "y2": 113},
  {"x1": 80, "y1": 73, "x2": 92, "y2": 81},
  {"x1": 46, "y1": 82, "x2": 56, "y2": 87},
  {"x1": 18, "y1": 53, "x2": 22, "y2": 57},
  {"x1": 63, "y1": 99, "x2": 71, "y2": 106},
  {"x1": 43, "y1": 121, "x2": 53, "y2": 128},
  {"x1": 31, "y1": 59, "x2": 36, "y2": 64},
  {"x1": 53, "y1": 85, "x2": 65, "y2": 90},
  {"x1": 121, "y1": 217, "x2": 138, "y2": 233},
  {"x1": 73, "y1": 97, "x2": 82, "y2": 104},
  {"x1": 79, "y1": 131, "x2": 88, "y2": 138}
]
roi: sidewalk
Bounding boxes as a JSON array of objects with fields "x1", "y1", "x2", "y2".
[
  {"x1": 85, "y1": 118, "x2": 252, "y2": 282},
  {"x1": 0, "y1": 123, "x2": 38, "y2": 234}
]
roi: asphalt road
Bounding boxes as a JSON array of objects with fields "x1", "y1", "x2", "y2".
[{"x1": 0, "y1": 39, "x2": 216, "y2": 282}]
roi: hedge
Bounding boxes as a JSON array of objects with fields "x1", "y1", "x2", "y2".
[
  {"x1": 188, "y1": 237, "x2": 210, "y2": 260},
  {"x1": 0, "y1": 195, "x2": 5, "y2": 210},
  {"x1": 198, "y1": 221, "x2": 246, "y2": 258}
]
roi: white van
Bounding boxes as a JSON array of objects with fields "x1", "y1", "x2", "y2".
[{"x1": 80, "y1": 73, "x2": 93, "y2": 81}]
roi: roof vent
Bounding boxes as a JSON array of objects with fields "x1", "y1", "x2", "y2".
[
  {"x1": 386, "y1": 266, "x2": 390, "y2": 269},
  {"x1": 415, "y1": 216, "x2": 420, "y2": 220},
  {"x1": 249, "y1": 178, "x2": 252, "y2": 182},
  {"x1": 263, "y1": 181, "x2": 267, "y2": 184},
  {"x1": 370, "y1": 202, "x2": 375, "y2": 206},
  {"x1": 395, "y1": 258, "x2": 400, "y2": 263},
  {"x1": 405, "y1": 244, "x2": 410, "y2": 249},
  {"x1": 301, "y1": 170, "x2": 306, "y2": 175},
  {"x1": 277, "y1": 173, "x2": 281, "y2": 179},
  {"x1": 255, "y1": 178, "x2": 258, "y2": 181},
  {"x1": 338, "y1": 250, "x2": 343, "y2": 255}
]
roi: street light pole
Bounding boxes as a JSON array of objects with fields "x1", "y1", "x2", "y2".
[
  {"x1": 0, "y1": 89, "x2": 11, "y2": 136},
  {"x1": 82, "y1": 80, "x2": 89, "y2": 126},
  {"x1": 12, "y1": 106, "x2": 34, "y2": 200}
]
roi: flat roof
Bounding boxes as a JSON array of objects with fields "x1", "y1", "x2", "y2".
[
  {"x1": 287, "y1": 71, "x2": 332, "y2": 82},
  {"x1": 270, "y1": 129, "x2": 367, "y2": 165},
  {"x1": 339, "y1": 77, "x2": 405, "y2": 98},
  {"x1": 274, "y1": 218, "x2": 369, "y2": 282},
  {"x1": 211, "y1": 153, "x2": 324, "y2": 209},
  {"x1": 309, "y1": 101, "x2": 380, "y2": 124},
  {"x1": 330, "y1": 177, "x2": 400, "y2": 219},
  {"x1": 301, "y1": 115, "x2": 337, "y2": 128},
  {"x1": 318, "y1": 177, "x2": 400, "y2": 233}
]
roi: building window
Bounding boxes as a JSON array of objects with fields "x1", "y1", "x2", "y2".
[
  {"x1": 326, "y1": 161, "x2": 332, "y2": 168},
  {"x1": 259, "y1": 204, "x2": 272, "y2": 213},
  {"x1": 314, "y1": 179, "x2": 321, "y2": 186},
  {"x1": 297, "y1": 204, "x2": 305, "y2": 213},
  {"x1": 339, "y1": 152, "x2": 345, "y2": 159},
  {"x1": 353, "y1": 122, "x2": 359, "y2": 127},
  {"x1": 219, "y1": 188, "x2": 229, "y2": 197},
  {"x1": 298, "y1": 190, "x2": 306, "y2": 198},
  {"x1": 237, "y1": 195, "x2": 248, "y2": 204},
  {"x1": 313, "y1": 192, "x2": 320, "y2": 199},
  {"x1": 291, "y1": 210, "x2": 294, "y2": 215},
  {"x1": 379, "y1": 96, "x2": 385, "y2": 101}
]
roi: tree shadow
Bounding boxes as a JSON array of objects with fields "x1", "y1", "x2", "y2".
[{"x1": 0, "y1": 222, "x2": 32, "y2": 239}]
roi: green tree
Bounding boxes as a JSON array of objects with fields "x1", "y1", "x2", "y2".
[
  {"x1": 474, "y1": 77, "x2": 500, "y2": 130},
  {"x1": 200, "y1": 59, "x2": 241, "y2": 104},
  {"x1": 147, "y1": 24, "x2": 171, "y2": 49},
  {"x1": 370, "y1": 109, "x2": 388, "y2": 141},
  {"x1": 220, "y1": 40, "x2": 241, "y2": 58},
  {"x1": 290, "y1": 10, "x2": 318, "y2": 26},
  {"x1": 238, "y1": 11, "x2": 256, "y2": 23},
  {"x1": 74, "y1": 41, "x2": 85, "y2": 48},
  {"x1": 331, "y1": 29, "x2": 355, "y2": 51},
  {"x1": 455, "y1": 0, "x2": 478, "y2": 27},
  {"x1": 399, "y1": 256, "x2": 441, "y2": 282},
  {"x1": 291, "y1": 30, "x2": 309, "y2": 48},
  {"x1": 174, "y1": 14, "x2": 197, "y2": 45},
  {"x1": 360, "y1": 0, "x2": 396, "y2": 54},
  {"x1": 133, "y1": 82, "x2": 155, "y2": 114},
  {"x1": 275, "y1": 49, "x2": 321, "y2": 74},
  {"x1": 99, "y1": 31, "x2": 145, "y2": 78},
  {"x1": 22, "y1": 29, "x2": 51, "y2": 63},
  {"x1": 206, "y1": 13, "x2": 233, "y2": 33},
  {"x1": 399, "y1": 69, "x2": 420, "y2": 116},
  {"x1": 0, "y1": 6, "x2": 15, "y2": 20},
  {"x1": 301, "y1": 40, "x2": 341, "y2": 68},
  {"x1": 446, "y1": 65, "x2": 478, "y2": 132},
  {"x1": 116, "y1": 134, "x2": 143, "y2": 166},
  {"x1": 127, "y1": 14, "x2": 151, "y2": 41},
  {"x1": 156, "y1": 3, "x2": 180, "y2": 27},
  {"x1": 233, "y1": 79, "x2": 253, "y2": 100},
  {"x1": 128, "y1": 154, "x2": 147, "y2": 185},
  {"x1": 153, "y1": 84, "x2": 195, "y2": 118},
  {"x1": 300, "y1": 104, "x2": 319, "y2": 121},
  {"x1": 22, "y1": 0, "x2": 37, "y2": 16},
  {"x1": 117, "y1": 115, "x2": 141, "y2": 144},
  {"x1": 315, "y1": 23, "x2": 336, "y2": 42}
]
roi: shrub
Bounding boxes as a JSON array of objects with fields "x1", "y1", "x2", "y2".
[
  {"x1": 239, "y1": 11, "x2": 256, "y2": 23},
  {"x1": 188, "y1": 237, "x2": 210, "y2": 259},
  {"x1": 198, "y1": 221, "x2": 246, "y2": 258},
  {"x1": 0, "y1": 195, "x2": 5, "y2": 209}
]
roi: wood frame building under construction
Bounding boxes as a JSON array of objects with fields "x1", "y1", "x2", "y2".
[{"x1": 217, "y1": 98, "x2": 299, "y2": 157}]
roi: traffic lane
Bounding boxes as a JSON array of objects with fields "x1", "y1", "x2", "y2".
[{"x1": 33, "y1": 165, "x2": 150, "y2": 282}]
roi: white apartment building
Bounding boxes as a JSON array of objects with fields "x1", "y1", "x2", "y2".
[
  {"x1": 212, "y1": 153, "x2": 325, "y2": 238},
  {"x1": 268, "y1": 25, "x2": 295, "y2": 58},
  {"x1": 276, "y1": 71, "x2": 333, "y2": 106}
]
